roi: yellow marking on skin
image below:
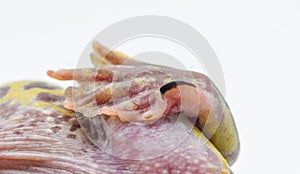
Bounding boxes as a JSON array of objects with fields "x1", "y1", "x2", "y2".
[
  {"x1": 163, "y1": 78, "x2": 173, "y2": 84},
  {"x1": 114, "y1": 51, "x2": 129, "y2": 59},
  {"x1": 209, "y1": 106, "x2": 239, "y2": 164},
  {"x1": 97, "y1": 59, "x2": 109, "y2": 65},
  {"x1": 135, "y1": 78, "x2": 144, "y2": 86},
  {"x1": 192, "y1": 127, "x2": 230, "y2": 172},
  {"x1": 220, "y1": 169, "x2": 230, "y2": 174},
  {"x1": 0, "y1": 81, "x2": 75, "y2": 118},
  {"x1": 135, "y1": 77, "x2": 156, "y2": 86},
  {"x1": 12, "y1": 115, "x2": 24, "y2": 121},
  {"x1": 0, "y1": 81, "x2": 63, "y2": 106},
  {"x1": 32, "y1": 102, "x2": 75, "y2": 117},
  {"x1": 91, "y1": 56, "x2": 110, "y2": 66},
  {"x1": 10, "y1": 100, "x2": 17, "y2": 105}
]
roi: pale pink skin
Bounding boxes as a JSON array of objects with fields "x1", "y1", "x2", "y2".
[
  {"x1": 0, "y1": 42, "x2": 237, "y2": 173},
  {"x1": 47, "y1": 65, "x2": 213, "y2": 123},
  {"x1": 46, "y1": 41, "x2": 240, "y2": 166},
  {"x1": 0, "y1": 82, "x2": 230, "y2": 174}
]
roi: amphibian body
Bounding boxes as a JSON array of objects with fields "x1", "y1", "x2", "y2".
[{"x1": 0, "y1": 41, "x2": 239, "y2": 174}]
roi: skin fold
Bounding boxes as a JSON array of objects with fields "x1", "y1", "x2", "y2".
[
  {"x1": 0, "y1": 41, "x2": 239, "y2": 173},
  {"x1": 48, "y1": 41, "x2": 240, "y2": 165},
  {"x1": 0, "y1": 81, "x2": 231, "y2": 174}
]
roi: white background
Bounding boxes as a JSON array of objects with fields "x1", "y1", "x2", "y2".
[{"x1": 1, "y1": 1, "x2": 300, "y2": 173}]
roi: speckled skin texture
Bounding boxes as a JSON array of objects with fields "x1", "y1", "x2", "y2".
[{"x1": 0, "y1": 81, "x2": 231, "y2": 173}]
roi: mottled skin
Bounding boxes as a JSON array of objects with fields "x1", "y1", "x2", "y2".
[
  {"x1": 0, "y1": 81, "x2": 231, "y2": 173},
  {"x1": 0, "y1": 41, "x2": 239, "y2": 173},
  {"x1": 48, "y1": 41, "x2": 240, "y2": 165}
]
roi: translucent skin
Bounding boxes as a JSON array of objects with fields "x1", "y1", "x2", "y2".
[
  {"x1": 0, "y1": 81, "x2": 231, "y2": 174},
  {"x1": 48, "y1": 41, "x2": 240, "y2": 165}
]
